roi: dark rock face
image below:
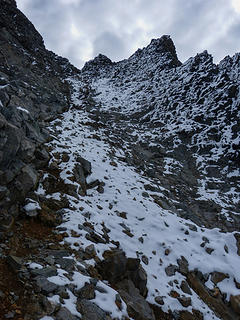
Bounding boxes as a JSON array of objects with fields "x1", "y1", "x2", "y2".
[
  {"x1": 0, "y1": 0, "x2": 78, "y2": 219},
  {"x1": 1, "y1": 0, "x2": 44, "y2": 52}
]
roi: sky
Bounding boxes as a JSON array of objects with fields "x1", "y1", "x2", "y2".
[{"x1": 17, "y1": 0, "x2": 240, "y2": 69}]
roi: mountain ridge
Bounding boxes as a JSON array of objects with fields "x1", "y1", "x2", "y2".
[{"x1": 0, "y1": 1, "x2": 240, "y2": 319}]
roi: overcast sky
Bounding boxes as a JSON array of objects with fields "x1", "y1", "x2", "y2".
[{"x1": 17, "y1": 0, "x2": 240, "y2": 69}]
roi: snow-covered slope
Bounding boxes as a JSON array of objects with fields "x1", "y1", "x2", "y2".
[
  {"x1": 77, "y1": 36, "x2": 240, "y2": 231},
  {"x1": 33, "y1": 38, "x2": 240, "y2": 319}
]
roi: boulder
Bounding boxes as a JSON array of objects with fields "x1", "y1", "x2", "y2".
[
  {"x1": 117, "y1": 279, "x2": 155, "y2": 320},
  {"x1": 76, "y1": 299, "x2": 109, "y2": 320}
]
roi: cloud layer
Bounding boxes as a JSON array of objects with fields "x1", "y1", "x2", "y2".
[{"x1": 17, "y1": 0, "x2": 240, "y2": 68}]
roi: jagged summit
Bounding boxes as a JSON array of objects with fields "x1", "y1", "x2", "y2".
[
  {"x1": 81, "y1": 35, "x2": 181, "y2": 78},
  {"x1": 135, "y1": 35, "x2": 181, "y2": 64},
  {"x1": 82, "y1": 53, "x2": 113, "y2": 73}
]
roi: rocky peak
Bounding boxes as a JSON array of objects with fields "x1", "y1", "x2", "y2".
[
  {"x1": 0, "y1": 0, "x2": 44, "y2": 52},
  {"x1": 82, "y1": 53, "x2": 113, "y2": 74},
  {"x1": 148, "y1": 35, "x2": 178, "y2": 57},
  {"x1": 128, "y1": 35, "x2": 181, "y2": 69}
]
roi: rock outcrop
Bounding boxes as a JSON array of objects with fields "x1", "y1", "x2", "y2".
[{"x1": 0, "y1": 0, "x2": 78, "y2": 223}]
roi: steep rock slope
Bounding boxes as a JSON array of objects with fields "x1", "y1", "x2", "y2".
[
  {"x1": 78, "y1": 36, "x2": 240, "y2": 231},
  {"x1": 0, "y1": 2, "x2": 240, "y2": 320},
  {"x1": 0, "y1": 0, "x2": 77, "y2": 225},
  {"x1": 27, "y1": 36, "x2": 240, "y2": 319}
]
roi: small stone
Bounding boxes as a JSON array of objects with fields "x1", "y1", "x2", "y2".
[
  {"x1": 58, "y1": 287, "x2": 70, "y2": 299},
  {"x1": 186, "y1": 223, "x2": 197, "y2": 232},
  {"x1": 211, "y1": 272, "x2": 229, "y2": 285},
  {"x1": 138, "y1": 237, "x2": 144, "y2": 243},
  {"x1": 141, "y1": 255, "x2": 149, "y2": 265},
  {"x1": 180, "y1": 280, "x2": 192, "y2": 295},
  {"x1": 97, "y1": 185, "x2": 104, "y2": 193},
  {"x1": 170, "y1": 290, "x2": 180, "y2": 298},
  {"x1": 205, "y1": 247, "x2": 214, "y2": 255},
  {"x1": 142, "y1": 192, "x2": 149, "y2": 198},
  {"x1": 85, "y1": 244, "x2": 96, "y2": 257},
  {"x1": 76, "y1": 156, "x2": 92, "y2": 176},
  {"x1": 177, "y1": 256, "x2": 189, "y2": 275},
  {"x1": 154, "y1": 296, "x2": 164, "y2": 305},
  {"x1": 178, "y1": 296, "x2": 192, "y2": 307},
  {"x1": 122, "y1": 229, "x2": 134, "y2": 238},
  {"x1": 110, "y1": 161, "x2": 118, "y2": 167},
  {"x1": 116, "y1": 211, "x2": 127, "y2": 219},
  {"x1": 224, "y1": 244, "x2": 229, "y2": 253},
  {"x1": 61, "y1": 153, "x2": 70, "y2": 162},
  {"x1": 165, "y1": 248, "x2": 170, "y2": 256},
  {"x1": 115, "y1": 294, "x2": 122, "y2": 310},
  {"x1": 165, "y1": 264, "x2": 178, "y2": 277}
]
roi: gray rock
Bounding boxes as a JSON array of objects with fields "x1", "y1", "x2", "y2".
[
  {"x1": 7, "y1": 255, "x2": 25, "y2": 272},
  {"x1": 56, "y1": 307, "x2": 79, "y2": 320},
  {"x1": 154, "y1": 296, "x2": 164, "y2": 305},
  {"x1": 165, "y1": 264, "x2": 178, "y2": 277},
  {"x1": 117, "y1": 279, "x2": 155, "y2": 320},
  {"x1": 177, "y1": 296, "x2": 192, "y2": 307},
  {"x1": 57, "y1": 286, "x2": 70, "y2": 299},
  {"x1": 85, "y1": 244, "x2": 96, "y2": 257},
  {"x1": 31, "y1": 267, "x2": 57, "y2": 278},
  {"x1": 16, "y1": 165, "x2": 38, "y2": 196},
  {"x1": 211, "y1": 271, "x2": 229, "y2": 285},
  {"x1": 35, "y1": 276, "x2": 58, "y2": 294},
  {"x1": 73, "y1": 163, "x2": 87, "y2": 193},
  {"x1": 44, "y1": 249, "x2": 71, "y2": 258},
  {"x1": 76, "y1": 299, "x2": 108, "y2": 320},
  {"x1": 55, "y1": 258, "x2": 75, "y2": 272},
  {"x1": 180, "y1": 280, "x2": 192, "y2": 295},
  {"x1": 77, "y1": 283, "x2": 95, "y2": 300},
  {"x1": 177, "y1": 256, "x2": 189, "y2": 275},
  {"x1": 76, "y1": 156, "x2": 92, "y2": 176},
  {"x1": 96, "y1": 250, "x2": 127, "y2": 283}
]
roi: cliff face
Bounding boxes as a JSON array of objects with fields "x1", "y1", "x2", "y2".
[
  {"x1": 0, "y1": 0, "x2": 78, "y2": 225},
  {"x1": 0, "y1": 1, "x2": 240, "y2": 320}
]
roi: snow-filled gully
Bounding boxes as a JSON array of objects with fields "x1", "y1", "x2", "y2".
[{"x1": 37, "y1": 78, "x2": 240, "y2": 320}]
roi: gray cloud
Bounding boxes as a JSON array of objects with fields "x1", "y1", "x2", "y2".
[
  {"x1": 17, "y1": 0, "x2": 240, "y2": 68},
  {"x1": 92, "y1": 31, "x2": 128, "y2": 61}
]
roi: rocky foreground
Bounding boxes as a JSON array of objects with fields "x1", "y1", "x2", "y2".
[{"x1": 0, "y1": 0, "x2": 240, "y2": 319}]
